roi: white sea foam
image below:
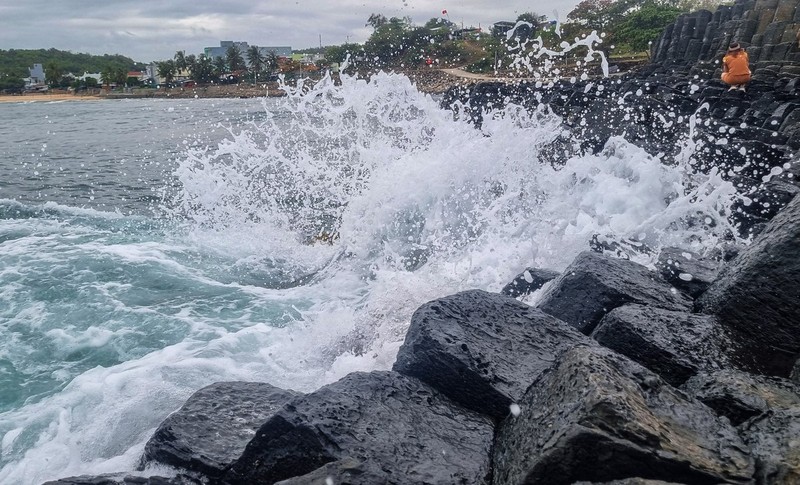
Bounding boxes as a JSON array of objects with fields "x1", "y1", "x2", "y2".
[{"x1": 0, "y1": 66, "x2": 743, "y2": 484}]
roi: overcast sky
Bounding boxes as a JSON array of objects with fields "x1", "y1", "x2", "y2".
[{"x1": 0, "y1": 0, "x2": 582, "y2": 62}]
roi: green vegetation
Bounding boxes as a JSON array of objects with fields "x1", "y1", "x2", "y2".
[
  {"x1": 314, "y1": 0, "x2": 731, "y2": 73},
  {"x1": 562, "y1": 0, "x2": 727, "y2": 54},
  {"x1": 0, "y1": 48, "x2": 143, "y2": 79}
]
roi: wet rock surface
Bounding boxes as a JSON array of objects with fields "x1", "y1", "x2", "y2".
[
  {"x1": 141, "y1": 381, "x2": 302, "y2": 478},
  {"x1": 46, "y1": 2, "x2": 800, "y2": 482},
  {"x1": 591, "y1": 304, "x2": 734, "y2": 386},
  {"x1": 740, "y1": 407, "x2": 800, "y2": 484},
  {"x1": 223, "y1": 371, "x2": 494, "y2": 485},
  {"x1": 655, "y1": 248, "x2": 721, "y2": 298},
  {"x1": 43, "y1": 475, "x2": 197, "y2": 485},
  {"x1": 697, "y1": 194, "x2": 800, "y2": 376},
  {"x1": 572, "y1": 480, "x2": 688, "y2": 485},
  {"x1": 500, "y1": 267, "x2": 560, "y2": 297},
  {"x1": 493, "y1": 346, "x2": 754, "y2": 485},
  {"x1": 393, "y1": 289, "x2": 592, "y2": 420},
  {"x1": 537, "y1": 251, "x2": 692, "y2": 334},
  {"x1": 273, "y1": 458, "x2": 387, "y2": 485},
  {"x1": 682, "y1": 369, "x2": 800, "y2": 425}
]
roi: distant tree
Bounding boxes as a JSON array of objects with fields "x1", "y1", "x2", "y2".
[
  {"x1": 100, "y1": 65, "x2": 127, "y2": 89},
  {"x1": 516, "y1": 12, "x2": 542, "y2": 25},
  {"x1": 324, "y1": 43, "x2": 365, "y2": 64},
  {"x1": 615, "y1": 1, "x2": 682, "y2": 51},
  {"x1": 174, "y1": 50, "x2": 187, "y2": 72},
  {"x1": 190, "y1": 54, "x2": 215, "y2": 83},
  {"x1": 0, "y1": 76, "x2": 25, "y2": 93},
  {"x1": 213, "y1": 56, "x2": 227, "y2": 76},
  {"x1": 44, "y1": 61, "x2": 63, "y2": 87},
  {"x1": 156, "y1": 60, "x2": 176, "y2": 86},
  {"x1": 100, "y1": 66, "x2": 113, "y2": 87},
  {"x1": 185, "y1": 54, "x2": 197, "y2": 77},
  {"x1": 226, "y1": 45, "x2": 246, "y2": 72},
  {"x1": 265, "y1": 50, "x2": 279, "y2": 74},
  {"x1": 566, "y1": 0, "x2": 619, "y2": 30},
  {"x1": 366, "y1": 13, "x2": 388, "y2": 29},
  {"x1": 247, "y1": 45, "x2": 265, "y2": 82},
  {"x1": 364, "y1": 16, "x2": 413, "y2": 66}
]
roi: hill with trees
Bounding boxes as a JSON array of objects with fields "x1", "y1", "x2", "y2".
[{"x1": 0, "y1": 48, "x2": 144, "y2": 79}]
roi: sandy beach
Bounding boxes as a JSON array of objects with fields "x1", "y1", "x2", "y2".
[{"x1": 0, "y1": 93, "x2": 102, "y2": 103}]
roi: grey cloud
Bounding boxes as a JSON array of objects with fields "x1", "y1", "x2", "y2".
[{"x1": 1, "y1": 0, "x2": 580, "y2": 62}]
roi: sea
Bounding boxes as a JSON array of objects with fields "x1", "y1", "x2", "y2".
[{"x1": 0, "y1": 71, "x2": 742, "y2": 483}]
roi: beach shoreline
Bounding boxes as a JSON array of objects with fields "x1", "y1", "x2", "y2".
[{"x1": 0, "y1": 93, "x2": 103, "y2": 103}]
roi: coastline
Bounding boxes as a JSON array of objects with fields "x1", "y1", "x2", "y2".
[
  {"x1": 0, "y1": 93, "x2": 103, "y2": 103},
  {"x1": 0, "y1": 62, "x2": 640, "y2": 104}
]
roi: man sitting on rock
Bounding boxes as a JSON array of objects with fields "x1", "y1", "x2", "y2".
[{"x1": 721, "y1": 42, "x2": 751, "y2": 92}]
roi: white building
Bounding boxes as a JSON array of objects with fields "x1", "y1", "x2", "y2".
[{"x1": 25, "y1": 63, "x2": 46, "y2": 86}]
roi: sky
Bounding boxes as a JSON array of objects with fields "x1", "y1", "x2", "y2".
[{"x1": 0, "y1": 0, "x2": 582, "y2": 62}]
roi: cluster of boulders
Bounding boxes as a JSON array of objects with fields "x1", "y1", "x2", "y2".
[
  {"x1": 43, "y1": 2, "x2": 800, "y2": 482},
  {"x1": 46, "y1": 185, "x2": 800, "y2": 483}
]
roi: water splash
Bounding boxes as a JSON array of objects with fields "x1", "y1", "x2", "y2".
[{"x1": 1, "y1": 68, "x2": 742, "y2": 484}]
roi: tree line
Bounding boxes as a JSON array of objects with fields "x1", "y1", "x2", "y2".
[
  {"x1": 0, "y1": 48, "x2": 144, "y2": 92},
  {"x1": 321, "y1": 0, "x2": 731, "y2": 73},
  {"x1": 155, "y1": 45, "x2": 281, "y2": 85}
]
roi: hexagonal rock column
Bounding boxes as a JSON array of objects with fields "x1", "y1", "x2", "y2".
[
  {"x1": 493, "y1": 346, "x2": 754, "y2": 485},
  {"x1": 141, "y1": 381, "x2": 302, "y2": 478},
  {"x1": 696, "y1": 194, "x2": 800, "y2": 376},
  {"x1": 537, "y1": 251, "x2": 692, "y2": 334},
  {"x1": 591, "y1": 304, "x2": 735, "y2": 386},
  {"x1": 683, "y1": 369, "x2": 800, "y2": 482},
  {"x1": 393, "y1": 290, "x2": 591, "y2": 420},
  {"x1": 224, "y1": 371, "x2": 494, "y2": 485}
]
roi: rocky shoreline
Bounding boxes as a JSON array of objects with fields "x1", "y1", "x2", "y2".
[
  {"x1": 45, "y1": 194, "x2": 800, "y2": 484},
  {"x1": 43, "y1": 0, "x2": 800, "y2": 483}
]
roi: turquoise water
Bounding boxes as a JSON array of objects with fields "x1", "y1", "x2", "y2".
[{"x1": 0, "y1": 75, "x2": 741, "y2": 483}]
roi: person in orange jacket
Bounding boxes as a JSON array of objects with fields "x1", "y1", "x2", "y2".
[{"x1": 722, "y1": 42, "x2": 751, "y2": 92}]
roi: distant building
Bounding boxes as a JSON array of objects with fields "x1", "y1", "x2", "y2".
[
  {"x1": 127, "y1": 71, "x2": 148, "y2": 82},
  {"x1": 145, "y1": 64, "x2": 158, "y2": 83},
  {"x1": 77, "y1": 72, "x2": 102, "y2": 83},
  {"x1": 203, "y1": 41, "x2": 292, "y2": 64},
  {"x1": 26, "y1": 63, "x2": 46, "y2": 85}
]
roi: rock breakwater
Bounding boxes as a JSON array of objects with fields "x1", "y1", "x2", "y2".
[{"x1": 46, "y1": 184, "x2": 800, "y2": 485}]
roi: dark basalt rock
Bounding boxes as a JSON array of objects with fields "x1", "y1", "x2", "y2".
[
  {"x1": 537, "y1": 251, "x2": 692, "y2": 334},
  {"x1": 696, "y1": 194, "x2": 800, "y2": 376},
  {"x1": 43, "y1": 475, "x2": 197, "y2": 485},
  {"x1": 273, "y1": 458, "x2": 386, "y2": 485},
  {"x1": 141, "y1": 382, "x2": 302, "y2": 477},
  {"x1": 224, "y1": 371, "x2": 494, "y2": 485},
  {"x1": 655, "y1": 248, "x2": 721, "y2": 298},
  {"x1": 739, "y1": 408, "x2": 800, "y2": 484},
  {"x1": 591, "y1": 304, "x2": 734, "y2": 386},
  {"x1": 572, "y1": 480, "x2": 688, "y2": 485},
  {"x1": 392, "y1": 290, "x2": 592, "y2": 420},
  {"x1": 500, "y1": 267, "x2": 559, "y2": 297},
  {"x1": 793, "y1": 359, "x2": 800, "y2": 383},
  {"x1": 682, "y1": 369, "x2": 800, "y2": 425},
  {"x1": 493, "y1": 346, "x2": 754, "y2": 485}
]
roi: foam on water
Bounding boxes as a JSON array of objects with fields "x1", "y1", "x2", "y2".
[{"x1": 0, "y1": 67, "x2": 742, "y2": 483}]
